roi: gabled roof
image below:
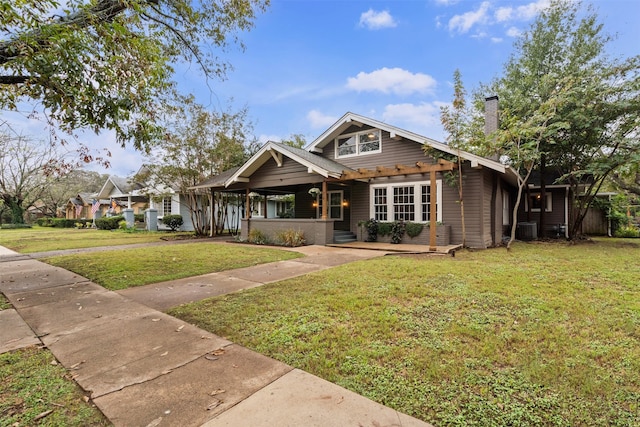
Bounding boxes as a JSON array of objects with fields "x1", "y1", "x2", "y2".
[
  {"x1": 307, "y1": 112, "x2": 509, "y2": 174},
  {"x1": 97, "y1": 175, "x2": 144, "y2": 198},
  {"x1": 190, "y1": 167, "x2": 241, "y2": 190},
  {"x1": 225, "y1": 141, "x2": 352, "y2": 187}
]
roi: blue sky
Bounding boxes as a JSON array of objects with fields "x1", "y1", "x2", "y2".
[{"x1": 6, "y1": 0, "x2": 640, "y2": 177}]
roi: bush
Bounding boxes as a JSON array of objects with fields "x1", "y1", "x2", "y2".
[
  {"x1": 405, "y1": 221, "x2": 424, "y2": 238},
  {"x1": 364, "y1": 219, "x2": 378, "y2": 242},
  {"x1": 614, "y1": 225, "x2": 640, "y2": 238},
  {"x1": 378, "y1": 222, "x2": 393, "y2": 237},
  {"x1": 276, "y1": 229, "x2": 305, "y2": 247},
  {"x1": 134, "y1": 214, "x2": 145, "y2": 222},
  {"x1": 390, "y1": 221, "x2": 406, "y2": 244},
  {"x1": 95, "y1": 215, "x2": 124, "y2": 230},
  {"x1": 248, "y1": 228, "x2": 270, "y2": 245},
  {"x1": 161, "y1": 215, "x2": 183, "y2": 231},
  {"x1": 36, "y1": 217, "x2": 54, "y2": 227},
  {"x1": 50, "y1": 218, "x2": 78, "y2": 228},
  {"x1": 0, "y1": 223, "x2": 32, "y2": 229}
]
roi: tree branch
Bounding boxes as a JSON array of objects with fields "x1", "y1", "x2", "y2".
[{"x1": 0, "y1": 75, "x2": 30, "y2": 84}]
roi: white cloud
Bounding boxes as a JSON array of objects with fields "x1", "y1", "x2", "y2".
[
  {"x1": 506, "y1": 26, "x2": 522, "y2": 37},
  {"x1": 433, "y1": 0, "x2": 459, "y2": 5},
  {"x1": 491, "y1": 37, "x2": 504, "y2": 43},
  {"x1": 346, "y1": 68, "x2": 437, "y2": 96},
  {"x1": 495, "y1": 0, "x2": 551, "y2": 23},
  {"x1": 307, "y1": 110, "x2": 339, "y2": 129},
  {"x1": 381, "y1": 102, "x2": 447, "y2": 140},
  {"x1": 359, "y1": 9, "x2": 397, "y2": 30},
  {"x1": 448, "y1": 1, "x2": 490, "y2": 34}
]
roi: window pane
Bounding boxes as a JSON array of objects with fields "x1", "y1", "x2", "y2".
[
  {"x1": 337, "y1": 136, "x2": 357, "y2": 156},
  {"x1": 374, "y1": 188, "x2": 387, "y2": 221},
  {"x1": 421, "y1": 185, "x2": 431, "y2": 222},
  {"x1": 359, "y1": 130, "x2": 380, "y2": 153},
  {"x1": 393, "y1": 186, "x2": 415, "y2": 221}
]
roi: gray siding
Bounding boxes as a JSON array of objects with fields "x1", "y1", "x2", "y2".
[{"x1": 250, "y1": 155, "x2": 323, "y2": 189}]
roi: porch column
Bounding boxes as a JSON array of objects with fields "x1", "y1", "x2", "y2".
[
  {"x1": 429, "y1": 170, "x2": 437, "y2": 251},
  {"x1": 263, "y1": 195, "x2": 268, "y2": 218},
  {"x1": 245, "y1": 189, "x2": 251, "y2": 219},
  {"x1": 321, "y1": 181, "x2": 328, "y2": 220},
  {"x1": 127, "y1": 195, "x2": 132, "y2": 209}
]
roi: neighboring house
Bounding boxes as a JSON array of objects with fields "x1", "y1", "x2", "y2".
[
  {"x1": 95, "y1": 175, "x2": 148, "y2": 216},
  {"x1": 147, "y1": 187, "x2": 196, "y2": 232},
  {"x1": 65, "y1": 193, "x2": 95, "y2": 220},
  {"x1": 193, "y1": 112, "x2": 520, "y2": 249}
]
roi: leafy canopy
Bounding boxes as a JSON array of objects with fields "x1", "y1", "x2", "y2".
[{"x1": 0, "y1": 0, "x2": 269, "y2": 152}]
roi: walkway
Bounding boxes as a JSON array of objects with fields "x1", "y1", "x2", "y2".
[{"x1": 0, "y1": 243, "x2": 433, "y2": 427}]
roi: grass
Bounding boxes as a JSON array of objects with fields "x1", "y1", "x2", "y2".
[
  {"x1": 169, "y1": 239, "x2": 640, "y2": 426},
  {"x1": 0, "y1": 226, "x2": 193, "y2": 253},
  {"x1": 0, "y1": 346, "x2": 110, "y2": 426},
  {"x1": 43, "y1": 242, "x2": 302, "y2": 290}
]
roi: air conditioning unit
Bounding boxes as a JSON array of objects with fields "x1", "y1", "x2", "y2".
[{"x1": 517, "y1": 222, "x2": 538, "y2": 241}]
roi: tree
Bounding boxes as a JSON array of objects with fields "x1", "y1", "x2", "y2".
[
  {"x1": 281, "y1": 134, "x2": 306, "y2": 149},
  {"x1": 139, "y1": 96, "x2": 257, "y2": 235},
  {"x1": 0, "y1": 0, "x2": 268, "y2": 154},
  {"x1": 439, "y1": 69, "x2": 469, "y2": 247},
  {"x1": 39, "y1": 170, "x2": 107, "y2": 217},
  {"x1": 487, "y1": 0, "x2": 640, "y2": 239},
  {"x1": 0, "y1": 129, "x2": 63, "y2": 223}
]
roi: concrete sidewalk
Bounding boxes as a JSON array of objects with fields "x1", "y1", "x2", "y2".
[{"x1": 0, "y1": 243, "x2": 432, "y2": 427}]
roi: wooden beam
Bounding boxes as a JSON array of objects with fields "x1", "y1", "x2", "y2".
[
  {"x1": 340, "y1": 160, "x2": 454, "y2": 180},
  {"x1": 429, "y1": 170, "x2": 437, "y2": 251},
  {"x1": 321, "y1": 181, "x2": 328, "y2": 220},
  {"x1": 269, "y1": 150, "x2": 283, "y2": 167}
]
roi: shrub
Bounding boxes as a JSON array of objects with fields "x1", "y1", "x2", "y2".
[
  {"x1": 614, "y1": 225, "x2": 640, "y2": 238},
  {"x1": 95, "y1": 216, "x2": 123, "y2": 230},
  {"x1": 134, "y1": 214, "x2": 145, "y2": 222},
  {"x1": 276, "y1": 229, "x2": 305, "y2": 247},
  {"x1": 378, "y1": 222, "x2": 393, "y2": 237},
  {"x1": 36, "y1": 217, "x2": 54, "y2": 227},
  {"x1": 161, "y1": 215, "x2": 183, "y2": 231},
  {"x1": 405, "y1": 221, "x2": 424, "y2": 238},
  {"x1": 248, "y1": 228, "x2": 270, "y2": 245},
  {"x1": 390, "y1": 220, "x2": 406, "y2": 244},
  {"x1": 364, "y1": 219, "x2": 378, "y2": 242},
  {"x1": 0, "y1": 223, "x2": 32, "y2": 229},
  {"x1": 50, "y1": 218, "x2": 78, "y2": 228}
]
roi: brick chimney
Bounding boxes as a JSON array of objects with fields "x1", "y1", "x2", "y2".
[{"x1": 484, "y1": 96, "x2": 499, "y2": 161}]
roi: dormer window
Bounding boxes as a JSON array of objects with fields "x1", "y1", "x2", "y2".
[{"x1": 336, "y1": 129, "x2": 381, "y2": 158}]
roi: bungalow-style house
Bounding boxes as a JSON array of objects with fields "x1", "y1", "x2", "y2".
[
  {"x1": 65, "y1": 193, "x2": 94, "y2": 220},
  {"x1": 96, "y1": 176, "x2": 148, "y2": 216},
  {"x1": 194, "y1": 112, "x2": 520, "y2": 249}
]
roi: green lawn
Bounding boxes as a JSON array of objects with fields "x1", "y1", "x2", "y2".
[
  {"x1": 0, "y1": 346, "x2": 110, "y2": 426},
  {"x1": 169, "y1": 239, "x2": 640, "y2": 426},
  {"x1": 0, "y1": 226, "x2": 193, "y2": 253},
  {"x1": 44, "y1": 242, "x2": 302, "y2": 290}
]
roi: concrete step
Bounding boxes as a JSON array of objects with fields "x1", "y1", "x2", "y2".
[{"x1": 333, "y1": 230, "x2": 357, "y2": 243}]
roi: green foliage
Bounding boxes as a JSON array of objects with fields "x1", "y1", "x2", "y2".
[
  {"x1": 36, "y1": 217, "x2": 54, "y2": 227},
  {"x1": 161, "y1": 214, "x2": 183, "y2": 231},
  {"x1": 0, "y1": 223, "x2": 32, "y2": 229},
  {"x1": 276, "y1": 229, "x2": 306, "y2": 247},
  {"x1": 134, "y1": 214, "x2": 144, "y2": 222},
  {"x1": 248, "y1": 228, "x2": 270, "y2": 245},
  {"x1": 95, "y1": 215, "x2": 123, "y2": 230},
  {"x1": 0, "y1": 0, "x2": 269, "y2": 153},
  {"x1": 405, "y1": 222, "x2": 424, "y2": 238},
  {"x1": 614, "y1": 225, "x2": 640, "y2": 238},
  {"x1": 390, "y1": 221, "x2": 406, "y2": 244},
  {"x1": 377, "y1": 221, "x2": 392, "y2": 237},
  {"x1": 364, "y1": 219, "x2": 378, "y2": 242}
]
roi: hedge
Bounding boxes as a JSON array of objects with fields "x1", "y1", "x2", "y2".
[{"x1": 95, "y1": 216, "x2": 124, "y2": 230}]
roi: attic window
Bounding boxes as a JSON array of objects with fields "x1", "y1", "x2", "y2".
[{"x1": 336, "y1": 129, "x2": 381, "y2": 158}]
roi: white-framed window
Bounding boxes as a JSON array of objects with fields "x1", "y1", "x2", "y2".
[
  {"x1": 317, "y1": 190, "x2": 344, "y2": 220},
  {"x1": 162, "y1": 197, "x2": 172, "y2": 216},
  {"x1": 373, "y1": 187, "x2": 388, "y2": 221},
  {"x1": 335, "y1": 129, "x2": 381, "y2": 158},
  {"x1": 526, "y1": 192, "x2": 552, "y2": 212},
  {"x1": 370, "y1": 180, "x2": 442, "y2": 223}
]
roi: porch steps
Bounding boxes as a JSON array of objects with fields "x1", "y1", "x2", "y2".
[{"x1": 333, "y1": 230, "x2": 357, "y2": 244}]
